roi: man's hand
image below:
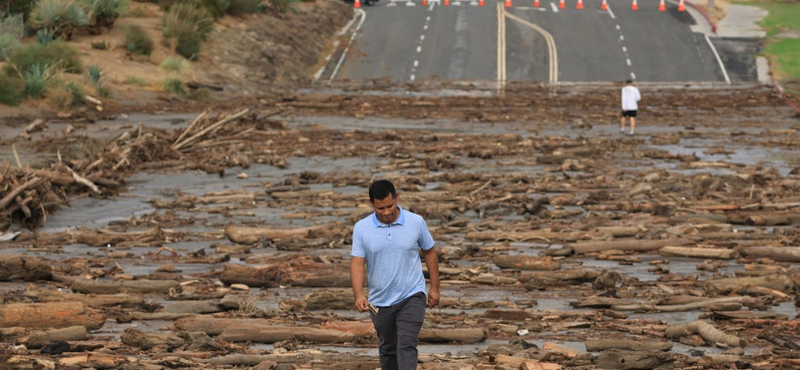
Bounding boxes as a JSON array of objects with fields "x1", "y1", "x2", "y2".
[
  {"x1": 354, "y1": 295, "x2": 369, "y2": 312},
  {"x1": 426, "y1": 288, "x2": 440, "y2": 308}
]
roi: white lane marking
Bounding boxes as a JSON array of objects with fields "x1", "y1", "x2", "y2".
[
  {"x1": 414, "y1": 60, "x2": 419, "y2": 67},
  {"x1": 622, "y1": 46, "x2": 627, "y2": 53},
  {"x1": 424, "y1": 24, "x2": 428, "y2": 30},
  {"x1": 417, "y1": 46, "x2": 422, "y2": 53},
  {"x1": 705, "y1": 34, "x2": 731, "y2": 84},
  {"x1": 453, "y1": 1, "x2": 462, "y2": 5},
  {"x1": 411, "y1": 75, "x2": 416, "y2": 81},
  {"x1": 626, "y1": 58, "x2": 631, "y2": 66},
  {"x1": 516, "y1": 6, "x2": 547, "y2": 10},
  {"x1": 607, "y1": 5, "x2": 616, "y2": 19},
  {"x1": 470, "y1": 0, "x2": 478, "y2": 4},
  {"x1": 550, "y1": 2, "x2": 558, "y2": 12},
  {"x1": 421, "y1": 35, "x2": 425, "y2": 41},
  {"x1": 631, "y1": 72, "x2": 636, "y2": 79},
  {"x1": 406, "y1": 1, "x2": 416, "y2": 5},
  {"x1": 387, "y1": 2, "x2": 397, "y2": 6},
  {"x1": 619, "y1": 35, "x2": 624, "y2": 41},
  {"x1": 504, "y1": 11, "x2": 558, "y2": 83},
  {"x1": 327, "y1": 8, "x2": 366, "y2": 81},
  {"x1": 615, "y1": 24, "x2": 620, "y2": 30},
  {"x1": 427, "y1": 16, "x2": 431, "y2": 20}
]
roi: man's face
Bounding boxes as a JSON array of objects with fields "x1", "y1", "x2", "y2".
[{"x1": 371, "y1": 194, "x2": 399, "y2": 225}]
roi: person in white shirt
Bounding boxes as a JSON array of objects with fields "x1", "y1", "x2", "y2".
[{"x1": 620, "y1": 79, "x2": 641, "y2": 135}]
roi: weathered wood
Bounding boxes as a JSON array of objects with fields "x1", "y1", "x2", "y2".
[
  {"x1": 174, "y1": 317, "x2": 282, "y2": 336},
  {"x1": 304, "y1": 288, "x2": 353, "y2": 310},
  {"x1": 613, "y1": 296, "x2": 767, "y2": 312},
  {"x1": 121, "y1": 328, "x2": 184, "y2": 350},
  {"x1": 465, "y1": 229, "x2": 583, "y2": 243},
  {"x1": 219, "y1": 262, "x2": 350, "y2": 288},
  {"x1": 37, "y1": 292, "x2": 146, "y2": 309},
  {"x1": 741, "y1": 247, "x2": 800, "y2": 262},
  {"x1": 160, "y1": 301, "x2": 223, "y2": 314},
  {"x1": 493, "y1": 255, "x2": 561, "y2": 270},
  {"x1": 665, "y1": 320, "x2": 746, "y2": 347},
  {"x1": 75, "y1": 225, "x2": 162, "y2": 247},
  {"x1": 0, "y1": 255, "x2": 53, "y2": 281},
  {"x1": 659, "y1": 246, "x2": 737, "y2": 259},
  {"x1": 585, "y1": 340, "x2": 672, "y2": 352},
  {"x1": 418, "y1": 328, "x2": 486, "y2": 344},
  {"x1": 220, "y1": 323, "x2": 356, "y2": 343},
  {"x1": 71, "y1": 279, "x2": 181, "y2": 294},
  {"x1": 58, "y1": 353, "x2": 128, "y2": 368},
  {"x1": 22, "y1": 326, "x2": 88, "y2": 348},
  {"x1": 592, "y1": 226, "x2": 640, "y2": 238},
  {"x1": 224, "y1": 223, "x2": 342, "y2": 244},
  {"x1": 597, "y1": 350, "x2": 675, "y2": 370},
  {"x1": 571, "y1": 238, "x2": 693, "y2": 254},
  {"x1": 705, "y1": 274, "x2": 794, "y2": 295},
  {"x1": 0, "y1": 302, "x2": 105, "y2": 330}
]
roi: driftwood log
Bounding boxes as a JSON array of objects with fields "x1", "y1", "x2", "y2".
[
  {"x1": 418, "y1": 328, "x2": 486, "y2": 344},
  {"x1": 0, "y1": 255, "x2": 53, "y2": 281},
  {"x1": 665, "y1": 320, "x2": 747, "y2": 347},
  {"x1": 597, "y1": 350, "x2": 675, "y2": 370},
  {"x1": 37, "y1": 292, "x2": 146, "y2": 308},
  {"x1": 121, "y1": 328, "x2": 185, "y2": 350},
  {"x1": 571, "y1": 238, "x2": 693, "y2": 254},
  {"x1": 71, "y1": 279, "x2": 181, "y2": 294},
  {"x1": 465, "y1": 229, "x2": 583, "y2": 242},
  {"x1": 22, "y1": 326, "x2": 89, "y2": 348},
  {"x1": 0, "y1": 302, "x2": 105, "y2": 330},
  {"x1": 705, "y1": 274, "x2": 794, "y2": 295},
  {"x1": 224, "y1": 223, "x2": 343, "y2": 244},
  {"x1": 219, "y1": 323, "x2": 356, "y2": 343},
  {"x1": 585, "y1": 340, "x2": 672, "y2": 352},
  {"x1": 160, "y1": 301, "x2": 224, "y2": 314},
  {"x1": 659, "y1": 246, "x2": 737, "y2": 259},
  {"x1": 219, "y1": 262, "x2": 350, "y2": 288},
  {"x1": 741, "y1": 247, "x2": 800, "y2": 262},
  {"x1": 493, "y1": 255, "x2": 561, "y2": 270}
]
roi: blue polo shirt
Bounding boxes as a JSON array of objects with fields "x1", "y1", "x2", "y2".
[{"x1": 351, "y1": 207, "x2": 435, "y2": 307}]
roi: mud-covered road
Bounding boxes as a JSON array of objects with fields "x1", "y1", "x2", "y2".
[{"x1": 1, "y1": 83, "x2": 799, "y2": 370}]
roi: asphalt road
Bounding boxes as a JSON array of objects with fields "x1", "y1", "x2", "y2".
[{"x1": 334, "y1": 0, "x2": 730, "y2": 83}]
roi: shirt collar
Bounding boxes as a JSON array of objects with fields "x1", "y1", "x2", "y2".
[{"x1": 372, "y1": 206, "x2": 405, "y2": 228}]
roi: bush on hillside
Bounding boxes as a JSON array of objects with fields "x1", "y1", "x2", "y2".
[
  {"x1": 122, "y1": 24, "x2": 153, "y2": 56},
  {"x1": 0, "y1": 0, "x2": 36, "y2": 20},
  {"x1": 175, "y1": 33, "x2": 201, "y2": 60},
  {"x1": 21, "y1": 63, "x2": 58, "y2": 98},
  {"x1": 0, "y1": 33, "x2": 21, "y2": 61},
  {"x1": 0, "y1": 13, "x2": 23, "y2": 38},
  {"x1": 82, "y1": 0, "x2": 129, "y2": 34},
  {"x1": 5, "y1": 41, "x2": 82, "y2": 74},
  {"x1": 0, "y1": 74, "x2": 24, "y2": 106},
  {"x1": 28, "y1": 0, "x2": 89, "y2": 41},
  {"x1": 161, "y1": 3, "x2": 213, "y2": 40},
  {"x1": 227, "y1": 0, "x2": 260, "y2": 15},
  {"x1": 160, "y1": 0, "x2": 229, "y2": 19}
]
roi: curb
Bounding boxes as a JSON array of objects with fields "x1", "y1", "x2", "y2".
[
  {"x1": 769, "y1": 59, "x2": 800, "y2": 112},
  {"x1": 685, "y1": 1, "x2": 717, "y2": 33}
]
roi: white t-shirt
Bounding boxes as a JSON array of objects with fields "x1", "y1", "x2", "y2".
[{"x1": 621, "y1": 85, "x2": 641, "y2": 111}]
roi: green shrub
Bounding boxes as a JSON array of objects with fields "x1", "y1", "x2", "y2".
[
  {"x1": 123, "y1": 5, "x2": 150, "y2": 17},
  {"x1": 122, "y1": 24, "x2": 153, "y2": 56},
  {"x1": 91, "y1": 40, "x2": 110, "y2": 49},
  {"x1": 29, "y1": 0, "x2": 89, "y2": 41},
  {"x1": 46, "y1": 84, "x2": 74, "y2": 109},
  {"x1": 160, "y1": 0, "x2": 228, "y2": 19},
  {"x1": 162, "y1": 77, "x2": 183, "y2": 94},
  {"x1": 186, "y1": 87, "x2": 210, "y2": 100},
  {"x1": 0, "y1": 13, "x2": 23, "y2": 38},
  {"x1": 158, "y1": 56, "x2": 190, "y2": 73},
  {"x1": 161, "y1": 3, "x2": 212, "y2": 40},
  {"x1": 0, "y1": 74, "x2": 24, "y2": 106},
  {"x1": 266, "y1": 0, "x2": 291, "y2": 13},
  {"x1": 0, "y1": 33, "x2": 21, "y2": 61},
  {"x1": 0, "y1": 1, "x2": 35, "y2": 21},
  {"x1": 175, "y1": 33, "x2": 201, "y2": 60},
  {"x1": 82, "y1": 0, "x2": 129, "y2": 34},
  {"x1": 87, "y1": 64, "x2": 104, "y2": 84},
  {"x1": 95, "y1": 84, "x2": 112, "y2": 97},
  {"x1": 227, "y1": 0, "x2": 260, "y2": 15},
  {"x1": 21, "y1": 63, "x2": 57, "y2": 98},
  {"x1": 36, "y1": 29, "x2": 57, "y2": 44},
  {"x1": 124, "y1": 76, "x2": 147, "y2": 85},
  {"x1": 65, "y1": 81, "x2": 85, "y2": 105},
  {"x1": 6, "y1": 41, "x2": 82, "y2": 74}
]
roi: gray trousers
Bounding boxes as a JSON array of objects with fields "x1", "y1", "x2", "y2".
[{"x1": 369, "y1": 292, "x2": 426, "y2": 370}]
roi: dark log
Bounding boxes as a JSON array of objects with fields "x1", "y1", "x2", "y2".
[
  {"x1": 304, "y1": 288, "x2": 353, "y2": 310},
  {"x1": 0, "y1": 255, "x2": 53, "y2": 281}
]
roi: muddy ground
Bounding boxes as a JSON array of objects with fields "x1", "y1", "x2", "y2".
[{"x1": 1, "y1": 82, "x2": 800, "y2": 370}]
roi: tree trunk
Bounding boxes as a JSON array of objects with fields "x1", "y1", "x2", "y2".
[
  {"x1": 493, "y1": 255, "x2": 561, "y2": 270},
  {"x1": 0, "y1": 302, "x2": 105, "y2": 330},
  {"x1": 665, "y1": 320, "x2": 746, "y2": 347},
  {"x1": 0, "y1": 255, "x2": 53, "y2": 281}
]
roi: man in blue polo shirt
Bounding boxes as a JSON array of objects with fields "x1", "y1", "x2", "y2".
[{"x1": 350, "y1": 179, "x2": 440, "y2": 370}]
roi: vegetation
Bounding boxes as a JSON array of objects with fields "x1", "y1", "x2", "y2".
[
  {"x1": 5, "y1": 41, "x2": 82, "y2": 74},
  {"x1": 158, "y1": 56, "x2": 191, "y2": 73},
  {"x1": 124, "y1": 76, "x2": 148, "y2": 85},
  {"x1": 122, "y1": 24, "x2": 153, "y2": 56},
  {"x1": 0, "y1": 74, "x2": 24, "y2": 106},
  {"x1": 28, "y1": 0, "x2": 89, "y2": 40},
  {"x1": 36, "y1": 29, "x2": 57, "y2": 44},
  {"x1": 227, "y1": 0, "x2": 261, "y2": 15},
  {"x1": 739, "y1": 1, "x2": 800, "y2": 84},
  {"x1": 87, "y1": 64, "x2": 104, "y2": 84},
  {"x1": 46, "y1": 81, "x2": 85, "y2": 109},
  {"x1": 0, "y1": 0, "x2": 36, "y2": 19},
  {"x1": 91, "y1": 40, "x2": 110, "y2": 49},
  {"x1": 161, "y1": 3, "x2": 212, "y2": 59},
  {"x1": 21, "y1": 63, "x2": 58, "y2": 98},
  {"x1": 160, "y1": 0, "x2": 229, "y2": 19},
  {"x1": 162, "y1": 77, "x2": 184, "y2": 94},
  {"x1": 0, "y1": 33, "x2": 20, "y2": 61},
  {"x1": 82, "y1": 0, "x2": 129, "y2": 34}
]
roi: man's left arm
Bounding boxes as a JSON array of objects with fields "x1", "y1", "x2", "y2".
[{"x1": 421, "y1": 247, "x2": 440, "y2": 308}]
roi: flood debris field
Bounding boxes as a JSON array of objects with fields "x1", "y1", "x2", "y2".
[{"x1": 1, "y1": 83, "x2": 800, "y2": 370}]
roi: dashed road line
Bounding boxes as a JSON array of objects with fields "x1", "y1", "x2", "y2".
[{"x1": 550, "y1": 2, "x2": 558, "y2": 12}]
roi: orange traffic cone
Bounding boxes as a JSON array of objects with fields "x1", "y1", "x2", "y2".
[
  {"x1": 678, "y1": 0, "x2": 685, "y2": 11},
  {"x1": 478, "y1": 0, "x2": 484, "y2": 5},
  {"x1": 601, "y1": 0, "x2": 607, "y2": 9},
  {"x1": 558, "y1": 0, "x2": 565, "y2": 8},
  {"x1": 533, "y1": 0, "x2": 539, "y2": 6},
  {"x1": 354, "y1": 0, "x2": 360, "y2": 7},
  {"x1": 504, "y1": 0, "x2": 511, "y2": 7},
  {"x1": 422, "y1": 0, "x2": 427, "y2": 5},
  {"x1": 444, "y1": 0, "x2": 450, "y2": 5},
  {"x1": 631, "y1": 0, "x2": 637, "y2": 10},
  {"x1": 658, "y1": 0, "x2": 665, "y2": 10},
  {"x1": 576, "y1": 0, "x2": 583, "y2": 9}
]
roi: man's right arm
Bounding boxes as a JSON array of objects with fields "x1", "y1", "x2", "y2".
[{"x1": 350, "y1": 256, "x2": 369, "y2": 312}]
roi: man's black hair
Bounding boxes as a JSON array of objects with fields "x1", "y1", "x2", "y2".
[
  {"x1": 369, "y1": 180, "x2": 396, "y2": 202},
  {"x1": 625, "y1": 79, "x2": 633, "y2": 84}
]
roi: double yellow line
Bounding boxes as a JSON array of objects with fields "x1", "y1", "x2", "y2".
[{"x1": 497, "y1": 4, "x2": 558, "y2": 84}]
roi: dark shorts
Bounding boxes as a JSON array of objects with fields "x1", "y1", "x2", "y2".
[{"x1": 621, "y1": 110, "x2": 637, "y2": 118}]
